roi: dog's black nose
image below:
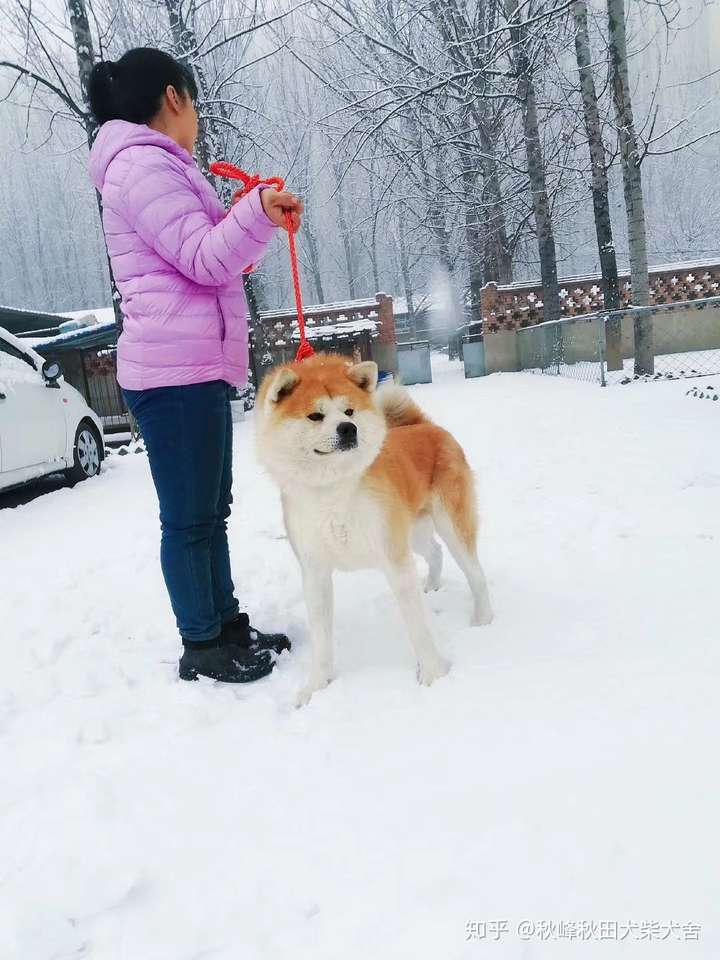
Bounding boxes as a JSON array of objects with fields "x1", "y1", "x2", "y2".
[{"x1": 336, "y1": 421, "x2": 358, "y2": 447}]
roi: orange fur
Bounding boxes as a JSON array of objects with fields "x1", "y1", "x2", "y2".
[
  {"x1": 257, "y1": 353, "x2": 376, "y2": 419},
  {"x1": 365, "y1": 423, "x2": 478, "y2": 561}
]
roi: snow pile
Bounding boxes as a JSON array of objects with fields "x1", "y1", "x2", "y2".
[{"x1": 2, "y1": 357, "x2": 718, "y2": 958}]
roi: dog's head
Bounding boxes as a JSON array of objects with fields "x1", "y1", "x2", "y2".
[{"x1": 256, "y1": 354, "x2": 387, "y2": 488}]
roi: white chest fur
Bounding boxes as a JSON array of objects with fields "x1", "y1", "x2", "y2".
[{"x1": 283, "y1": 484, "x2": 386, "y2": 571}]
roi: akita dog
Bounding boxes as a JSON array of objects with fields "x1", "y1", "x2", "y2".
[{"x1": 256, "y1": 354, "x2": 493, "y2": 705}]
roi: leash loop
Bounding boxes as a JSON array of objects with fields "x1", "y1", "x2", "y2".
[{"x1": 210, "y1": 161, "x2": 314, "y2": 363}]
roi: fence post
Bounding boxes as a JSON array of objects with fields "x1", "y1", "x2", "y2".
[
  {"x1": 480, "y1": 282, "x2": 498, "y2": 332},
  {"x1": 605, "y1": 311, "x2": 623, "y2": 371},
  {"x1": 597, "y1": 319, "x2": 607, "y2": 387},
  {"x1": 371, "y1": 293, "x2": 398, "y2": 373}
]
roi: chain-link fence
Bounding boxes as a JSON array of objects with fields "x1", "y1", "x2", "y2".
[
  {"x1": 516, "y1": 297, "x2": 720, "y2": 386},
  {"x1": 517, "y1": 314, "x2": 608, "y2": 384},
  {"x1": 606, "y1": 298, "x2": 720, "y2": 384}
]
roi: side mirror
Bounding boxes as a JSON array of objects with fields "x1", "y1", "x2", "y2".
[{"x1": 42, "y1": 359, "x2": 62, "y2": 386}]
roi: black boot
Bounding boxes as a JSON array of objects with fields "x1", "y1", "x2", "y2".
[
  {"x1": 221, "y1": 613, "x2": 291, "y2": 655},
  {"x1": 179, "y1": 636, "x2": 274, "y2": 683}
]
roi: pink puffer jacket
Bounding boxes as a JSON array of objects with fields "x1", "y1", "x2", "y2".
[{"x1": 89, "y1": 120, "x2": 276, "y2": 390}]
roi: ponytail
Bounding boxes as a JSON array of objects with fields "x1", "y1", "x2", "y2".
[
  {"x1": 87, "y1": 61, "x2": 117, "y2": 125},
  {"x1": 88, "y1": 48, "x2": 198, "y2": 127}
]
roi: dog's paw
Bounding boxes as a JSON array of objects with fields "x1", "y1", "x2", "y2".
[
  {"x1": 423, "y1": 576, "x2": 442, "y2": 593},
  {"x1": 416, "y1": 655, "x2": 450, "y2": 687},
  {"x1": 471, "y1": 606, "x2": 494, "y2": 627},
  {"x1": 295, "y1": 673, "x2": 332, "y2": 707}
]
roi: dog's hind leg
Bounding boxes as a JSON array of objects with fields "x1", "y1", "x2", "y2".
[
  {"x1": 296, "y1": 562, "x2": 335, "y2": 706},
  {"x1": 411, "y1": 514, "x2": 443, "y2": 592},
  {"x1": 432, "y1": 500, "x2": 493, "y2": 627},
  {"x1": 384, "y1": 560, "x2": 449, "y2": 686}
]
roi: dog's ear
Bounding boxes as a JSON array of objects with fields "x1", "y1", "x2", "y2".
[
  {"x1": 266, "y1": 367, "x2": 299, "y2": 404},
  {"x1": 347, "y1": 361, "x2": 378, "y2": 393}
]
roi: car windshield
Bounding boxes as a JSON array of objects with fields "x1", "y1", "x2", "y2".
[{"x1": 0, "y1": 339, "x2": 39, "y2": 388}]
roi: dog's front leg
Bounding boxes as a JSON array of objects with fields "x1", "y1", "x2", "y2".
[
  {"x1": 296, "y1": 561, "x2": 335, "y2": 706},
  {"x1": 385, "y1": 561, "x2": 450, "y2": 686}
]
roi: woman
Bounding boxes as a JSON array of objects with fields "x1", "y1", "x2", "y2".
[{"x1": 88, "y1": 47, "x2": 303, "y2": 683}]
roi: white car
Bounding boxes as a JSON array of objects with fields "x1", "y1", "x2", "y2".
[{"x1": 0, "y1": 326, "x2": 104, "y2": 493}]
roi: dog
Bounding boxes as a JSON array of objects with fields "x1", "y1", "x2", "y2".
[{"x1": 255, "y1": 354, "x2": 493, "y2": 705}]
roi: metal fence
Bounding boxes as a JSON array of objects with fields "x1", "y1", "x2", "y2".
[
  {"x1": 517, "y1": 314, "x2": 608, "y2": 384},
  {"x1": 516, "y1": 297, "x2": 720, "y2": 386}
]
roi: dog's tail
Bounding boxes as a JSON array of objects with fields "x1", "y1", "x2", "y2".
[{"x1": 375, "y1": 384, "x2": 428, "y2": 428}]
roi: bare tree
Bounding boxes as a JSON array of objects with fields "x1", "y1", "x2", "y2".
[
  {"x1": 504, "y1": 0, "x2": 561, "y2": 322},
  {"x1": 608, "y1": 0, "x2": 653, "y2": 374},
  {"x1": 573, "y1": 0, "x2": 621, "y2": 366}
]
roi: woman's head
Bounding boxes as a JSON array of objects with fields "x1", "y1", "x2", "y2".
[{"x1": 88, "y1": 48, "x2": 199, "y2": 153}]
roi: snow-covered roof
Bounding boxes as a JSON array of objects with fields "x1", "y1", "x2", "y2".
[
  {"x1": 260, "y1": 297, "x2": 380, "y2": 320},
  {"x1": 296, "y1": 318, "x2": 379, "y2": 340},
  {"x1": 494, "y1": 258, "x2": 720, "y2": 293},
  {"x1": 31, "y1": 317, "x2": 117, "y2": 350},
  {"x1": 0, "y1": 303, "x2": 65, "y2": 319}
]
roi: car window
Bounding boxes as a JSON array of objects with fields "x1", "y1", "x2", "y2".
[{"x1": 0, "y1": 338, "x2": 37, "y2": 368}]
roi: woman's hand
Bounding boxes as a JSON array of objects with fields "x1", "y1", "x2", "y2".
[{"x1": 260, "y1": 188, "x2": 304, "y2": 232}]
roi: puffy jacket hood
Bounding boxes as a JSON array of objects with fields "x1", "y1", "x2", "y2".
[{"x1": 89, "y1": 119, "x2": 194, "y2": 191}]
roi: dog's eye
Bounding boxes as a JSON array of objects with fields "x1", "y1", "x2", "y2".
[
  {"x1": 344, "y1": 409, "x2": 354, "y2": 417},
  {"x1": 307, "y1": 412, "x2": 324, "y2": 422}
]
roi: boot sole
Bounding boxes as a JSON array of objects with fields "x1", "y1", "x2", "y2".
[{"x1": 178, "y1": 660, "x2": 275, "y2": 683}]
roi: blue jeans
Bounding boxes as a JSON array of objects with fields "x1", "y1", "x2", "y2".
[{"x1": 123, "y1": 381, "x2": 240, "y2": 642}]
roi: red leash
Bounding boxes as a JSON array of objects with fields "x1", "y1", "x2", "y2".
[{"x1": 209, "y1": 161, "x2": 314, "y2": 362}]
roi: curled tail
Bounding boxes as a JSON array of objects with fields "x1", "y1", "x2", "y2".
[{"x1": 375, "y1": 384, "x2": 428, "y2": 428}]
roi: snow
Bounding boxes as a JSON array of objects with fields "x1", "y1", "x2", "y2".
[
  {"x1": 59, "y1": 307, "x2": 117, "y2": 325},
  {"x1": 0, "y1": 330, "x2": 43, "y2": 394},
  {"x1": 31, "y1": 318, "x2": 117, "y2": 349},
  {"x1": 260, "y1": 297, "x2": 379, "y2": 320},
  {"x1": 0, "y1": 352, "x2": 40, "y2": 392},
  {"x1": 27, "y1": 307, "x2": 117, "y2": 350},
  {"x1": 300, "y1": 318, "x2": 378, "y2": 340},
  {"x1": 2, "y1": 356, "x2": 718, "y2": 958},
  {"x1": 493, "y1": 257, "x2": 720, "y2": 293}
]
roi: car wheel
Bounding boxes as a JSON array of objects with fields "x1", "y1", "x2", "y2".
[{"x1": 66, "y1": 421, "x2": 102, "y2": 483}]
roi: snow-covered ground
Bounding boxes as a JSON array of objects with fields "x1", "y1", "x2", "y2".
[{"x1": 2, "y1": 357, "x2": 718, "y2": 959}]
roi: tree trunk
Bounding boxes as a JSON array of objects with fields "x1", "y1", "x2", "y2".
[
  {"x1": 505, "y1": 0, "x2": 560, "y2": 323},
  {"x1": 163, "y1": 0, "x2": 215, "y2": 174},
  {"x1": 607, "y1": 0, "x2": 653, "y2": 374},
  {"x1": 423, "y1": 147, "x2": 452, "y2": 275},
  {"x1": 460, "y1": 158, "x2": 484, "y2": 326},
  {"x1": 332, "y1": 160, "x2": 357, "y2": 299},
  {"x1": 66, "y1": 0, "x2": 125, "y2": 335},
  {"x1": 477, "y1": 115, "x2": 513, "y2": 284},
  {"x1": 304, "y1": 216, "x2": 326, "y2": 304},
  {"x1": 397, "y1": 210, "x2": 415, "y2": 338},
  {"x1": 573, "y1": 0, "x2": 622, "y2": 368},
  {"x1": 66, "y1": 0, "x2": 96, "y2": 142},
  {"x1": 429, "y1": 0, "x2": 513, "y2": 285},
  {"x1": 367, "y1": 168, "x2": 381, "y2": 293}
]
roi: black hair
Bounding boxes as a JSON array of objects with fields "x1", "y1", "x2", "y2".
[{"x1": 88, "y1": 47, "x2": 198, "y2": 126}]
